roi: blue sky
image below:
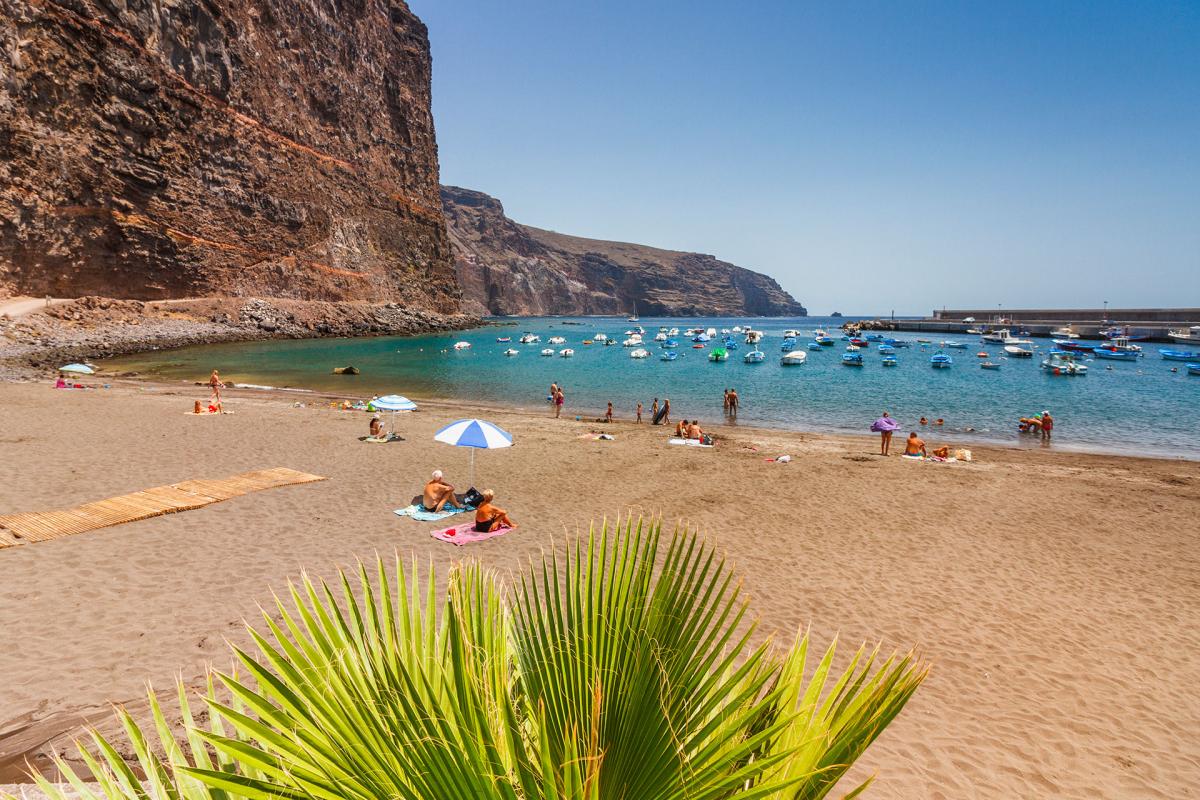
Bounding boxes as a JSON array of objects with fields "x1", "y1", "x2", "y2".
[{"x1": 410, "y1": 0, "x2": 1199, "y2": 315}]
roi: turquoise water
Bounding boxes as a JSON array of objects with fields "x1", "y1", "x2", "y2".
[{"x1": 104, "y1": 316, "x2": 1200, "y2": 458}]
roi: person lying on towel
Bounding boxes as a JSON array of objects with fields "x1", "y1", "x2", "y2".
[
  {"x1": 474, "y1": 489, "x2": 515, "y2": 533},
  {"x1": 423, "y1": 470, "x2": 456, "y2": 512}
]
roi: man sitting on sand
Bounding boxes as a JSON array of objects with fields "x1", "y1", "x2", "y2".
[
  {"x1": 687, "y1": 420, "x2": 705, "y2": 440},
  {"x1": 904, "y1": 432, "x2": 928, "y2": 457},
  {"x1": 675, "y1": 419, "x2": 687, "y2": 437},
  {"x1": 423, "y1": 470, "x2": 456, "y2": 512},
  {"x1": 474, "y1": 489, "x2": 515, "y2": 532}
]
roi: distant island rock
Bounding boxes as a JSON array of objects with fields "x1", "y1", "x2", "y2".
[
  {"x1": 831, "y1": 312, "x2": 843, "y2": 317},
  {"x1": 442, "y1": 186, "x2": 806, "y2": 317}
]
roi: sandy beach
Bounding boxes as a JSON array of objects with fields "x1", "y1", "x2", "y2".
[{"x1": 1, "y1": 379, "x2": 1198, "y2": 798}]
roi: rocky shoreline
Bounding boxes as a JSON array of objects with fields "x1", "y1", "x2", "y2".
[{"x1": 0, "y1": 297, "x2": 481, "y2": 380}]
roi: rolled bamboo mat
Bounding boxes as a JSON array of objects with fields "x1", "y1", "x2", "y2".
[{"x1": 0, "y1": 468, "x2": 326, "y2": 548}]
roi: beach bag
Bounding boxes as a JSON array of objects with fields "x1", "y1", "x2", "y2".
[{"x1": 462, "y1": 487, "x2": 484, "y2": 508}]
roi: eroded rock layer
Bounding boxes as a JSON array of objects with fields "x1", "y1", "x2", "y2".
[
  {"x1": 443, "y1": 186, "x2": 805, "y2": 317},
  {"x1": 0, "y1": 0, "x2": 459, "y2": 312}
]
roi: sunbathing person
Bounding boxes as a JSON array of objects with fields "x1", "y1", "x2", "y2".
[
  {"x1": 369, "y1": 414, "x2": 385, "y2": 439},
  {"x1": 423, "y1": 470, "x2": 456, "y2": 512},
  {"x1": 932, "y1": 446, "x2": 951, "y2": 459},
  {"x1": 904, "y1": 432, "x2": 928, "y2": 457},
  {"x1": 474, "y1": 489, "x2": 515, "y2": 532},
  {"x1": 687, "y1": 420, "x2": 704, "y2": 440}
]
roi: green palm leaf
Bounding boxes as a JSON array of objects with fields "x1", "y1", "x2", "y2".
[{"x1": 10, "y1": 516, "x2": 925, "y2": 800}]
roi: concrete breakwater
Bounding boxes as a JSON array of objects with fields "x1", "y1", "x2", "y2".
[{"x1": 861, "y1": 308, "x2": 1200, "y2": 342}]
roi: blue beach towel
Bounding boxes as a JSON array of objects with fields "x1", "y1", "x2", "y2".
[{"x1": 394, "y1": 503, "x2": 470, "y2": 522}]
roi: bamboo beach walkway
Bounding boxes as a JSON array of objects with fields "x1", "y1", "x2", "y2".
[{"x1": 0, "y1": 468, "x2": 326, "y2": 548}]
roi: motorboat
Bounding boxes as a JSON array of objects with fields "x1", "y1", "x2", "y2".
[
  {"x1": 540, "y1": 348, "x2": 554, "y2": 356},
  {"x1": 841, "y1": 352, "x2": 864, "y2": 367},
  {"x1": 731, "y1": 326, "x2": 743, "y2": 333},
  {"x1": 604, "y1": 339, "x2": 617, "y2": 346},
  {"x1": 559, "y1": 348, "x2": 574, "y2": 357},
  {"x1": 965, "y1": 328, "x2": 982, "y2": 335},
  {"x1": 1092, "y1": 337, "x2": 1142, "y2": 360},
  {"x1": 629, "y1": 348, "x2": 650, "y2": 359},
  {"x1": 519, "y1": 333, "x2": 540, "y2": 344},
  {"x1": 881, "y1": 355, "x2": 898, "y2": 367},
  {"x1": 1102, "y1": 327, "x2": 1150, "y2": 341},
  {"x1": 1168, "y1": 326, "x2": 1200, "y2": 344},
  {"x1": 916, "y1": 338, "x2": 931, "y2": 344},
  {"x1": 692, "y1": 343, "x2": 705, "y2": 349},
  {"x1": 813, "y1": 328, "x2": 828, "y2": 337},
  {"x1": 594, "y1": 333, "x2": 609, "y2": 342},
  {"x1": 980, "y1": 361, "x2": 1001, "y2": 370},
  {"x1": 884, "y1": 338, "x2": 911, "y2": 348},
  {"x1": 503, "y1": 348, "x2": 519, "y2": 357},
  {"x1": 807, "y1": 342, "x2": 822, "y2": 351},
  {"x1": 1005, "y1": 345, "x2": 1033, "y2": 358},
  {"x1": 930, "y1": 352, "x2": 953, "y2": 368},
  {"x1": 496, "y1": 336, "x2": 511, "y2": 342},
  {"x1": 849, "y1": 337, "x2": 869, "y2": 348},
  {"x1": 1042, "y1": 351, "x2": 1088, "y2": 375},
  {"x1": 721, "y1": 328, "x2": 731, "y2": 334},
  {"x1": 1052, "y1": 339, "x2": 1095, "y2": 352},
  {"x1": 1050, "y1": 326, "x2": 1080, "y2": 339},
  {"x1": 865, "y1": 333, "x2": 885, "y2": 342},
  {"x1": 1188, "y1": 363, "x2": 1200, "y2": 376},
  {"x1": 722, "y1": 337, "x2": 739, "y2": 350},
  {"x1": 654, "y1": 332, "x2": 667, "y2": 342},
  {"x1": 846, "y1": 344, "x2": 861, "y2": 352},
  {"x1": 1159, "y1": 348, "x2": 1199, "y2": 361},
  {"x1": 623, "y1": 336, "x2": 643, "y2": 347},
  {"x1": 744, "y1": 348, "x2": 765, "y2": 363},
  {"x1": 659, "y1": 326, "x2": 669, "y2": 332},
  {"x1": 941, "y1": 340, "x2": 968, "y2": 349},
  {"x1": 781, "y1": 351, "x2": 807, "y2": 366},
  {"x1": 625, "y1": 326, "x2": 645, "y2": 336},
  {"x1": 669, "y1": 327, "x2": 680, "y2": 336},
  {"x1": 780, "y1": 337, "x2": 797, "y2": 352},
  {"x1": 744, "y1": 329, "x2": 764, "y2": 344},
  {"x1": 582, "y1": 340, "x2": 593, "y2": 345},
  {"x1": 782, "y1": 329, "x2": 801, "y2": 338},
  {"x1": 815, "y1": 336, "x2": 835, "y2": 346},
  {"x1": 453, "y1": 341, "x2": 471, "y2": 350},
  {"x1": 662, "y1": 339, "x2": 678, "y2": 349},
  {"x1": 548, "y1": 336, "x2": 566, "y2": 345},
  {"x1": 660, "y1": 351, "x2": 678, "y2": 362},
  {"x1": 878, "y1": 344, "x2": 896, "y2": 354},
  {"x1": 706, "y1": 327, "x2": 717, "y2": 337},
  {"x1": 693, "y1": 333, "x2": 711, "y2": 343},
  {"x1": 708, "y1": 348, "x2": 728, "y2": 362},
  {"x1": 981, "y1": 329, "x2": 1034, "y2": 347},
  {"x1": 976, "y1": 351, "x2": 989, "y2": 358}
]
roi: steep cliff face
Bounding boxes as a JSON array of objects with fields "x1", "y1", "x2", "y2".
[
  {"x1": 0, "y1": 0, "x2": 460, "y2": 313},
  {"x1": 442, "y1": 186, "x2": 805, "y2": 317}
]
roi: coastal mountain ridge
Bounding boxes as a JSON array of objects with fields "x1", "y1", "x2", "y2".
[{"x1": 442, "y1": 186, "x2": 806, "y2": 317}]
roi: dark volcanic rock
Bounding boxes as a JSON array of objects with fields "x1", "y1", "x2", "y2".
[
  {"x1": 442, "y1": 186, "x2": 806, "y2": 317},
  {"x1": 0, "y1": 0, "x2": 459, "y2": 312}
]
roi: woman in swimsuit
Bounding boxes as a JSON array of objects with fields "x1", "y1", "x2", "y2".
[{"x1": 474, "y1": 490, "x2": 515, "y2": 533}]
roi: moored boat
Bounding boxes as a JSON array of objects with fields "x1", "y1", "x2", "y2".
[
  {"x1": 1092, "y1": 337, "x2": 1142, "y2": 360},
  {"x1": 660, "y1": 351, "x2": 678, "y2": 361},
  {"x1": 841, "y1": 352, "x2": 864, "y2": 367},
  {"x1": 1042, "y1": 351, "x2": 1088, "y2": 375},
  {"x1": 744, "y1": 348, "x2": 765, "y2": 363},
  {"x1": 1159, "y1": 348, "x2": 1199, "y2": 361},
  {"x1": 881, "y1": 355, "x2": 898, "y2": 367},
  {"x1": 453, "y1": 341, "x2": 471, "y2": 350},
  {"x1": 496, "y1": 336, "x2": 511, "y2": 343},
  {"x1": 781, "y1": 350, "x2": 807, "y2": 366},
  {"x1": 708, "y1": 348, "x2": 728, "y2": 362},
  {"x1": 559, "y1": 348, "x2": 574, "y2": 357},
  {"x1": 981, "y1": 329, "x2": 1034, "y2": 347},
  {"x1": 980, "y1": 361, "x2": 1001, "y2": 370},
  {"x1": 503, "y1": 348, "x2": 519, "y2": 356},
  {"x1": 1187, "y1": 363, "x2": 1200, "y2": 376},
  {"x1": 1004, "y1": 345, "x2": 1033, "y2": 358},
  {"x1": 780, "y1": 337, "x2": 797, "y2": 352},
  {"x1": 1168, "y1": 326, "x2": 1200, "y2": 345},
  {"x1": 878, "y1": 344, "x2": 895, "y2": 354},
  {"x1": 815, "y1": 335, "x2": 835, "y2": 346},
  {"x1": 930, "y1": 352, "x2": 953, "y2": 368},
  {"x1": 807, "y1": 342, "x2": 822, "y2": 351},
  {"x1": 548, "y1": 336, "x2": 566, "y2": 345},
  {"x1": 1052, "y1": 339, "x2": 1095, "y2": 352},
  {"x1": 629, "y1": 348, "x2": 650, "y2": 359},
  {"x1": 519, "y1": 333, "x2": 540, "y2": 344},
  {"x1": 662, "y1": 339, "x2": 678, "y2": 349},
  {"x1": 941, "y1": 340, "x2": 968, "y2": 349},
  {"x1": 540, "y1": 348, "x2": 554, "y2": 356}
]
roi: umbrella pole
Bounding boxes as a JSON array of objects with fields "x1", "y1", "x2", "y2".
[{"x1": 469, "y1": 448, "x2": 475, "y2": 488}]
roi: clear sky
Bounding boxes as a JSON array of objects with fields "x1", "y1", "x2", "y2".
[{"x1": 410, "y1": 0, "x2": 1199, "y2": 316}]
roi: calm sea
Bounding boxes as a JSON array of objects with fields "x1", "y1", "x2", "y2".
[{"x1": 103, "y1": 316, "x2": 1199, "y2": 459}]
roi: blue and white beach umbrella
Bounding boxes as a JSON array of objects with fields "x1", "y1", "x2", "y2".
[
  {"x1": 371, "y1": 394, "x2": 417, "y2": 435},
  {"x1": 59, "y1": 363, "x2": 95, "y2": 375},
  {"x1": 434, "y1": 418, "x2": 513, "y2": 485}
]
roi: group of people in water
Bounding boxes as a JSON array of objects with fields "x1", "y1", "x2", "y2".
[
  {"x1": 1018, "y1": 411, "x2": 1054, "y2": 440},
  {"x1": 422, "y1": 470, "x2": 515, "y2": 533}
]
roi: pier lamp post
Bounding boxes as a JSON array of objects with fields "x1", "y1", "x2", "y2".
[{"x1": 1103, "y1": 300, "x2": 1108, "y2": 321}]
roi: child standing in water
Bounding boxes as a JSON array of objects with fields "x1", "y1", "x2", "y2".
[{"x1": 636, "y1": 402, "x2": 643, "y2": 423}]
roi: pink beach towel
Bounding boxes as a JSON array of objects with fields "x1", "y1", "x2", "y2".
[{"x1": 430, "y1": 521, "x2": 517, "y2": 546}]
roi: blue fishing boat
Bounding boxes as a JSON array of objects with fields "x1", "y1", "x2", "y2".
[
  {"x1": 780, "y1": 337, "x2": 797, "y2": 352},
  {"x1": 1092, "y1": 347, "x2": 1140, "y2": 361},
  {"x1": 865, "y1": 333, "x2": 885, "y2": 342},
  {"x1": 884, "y1": 338, "x2": 911, "y2": 347},
  {"x1": 881, "y1": 355, "x2": 898, "y2": 367},
  {"x1": 841, "y1": 352, "x2": 864, "y2": 367},
  {"x1": 1159, "y1": 349, "x2": 1198, "y2": 361},
  {"x1": 660, "y1": 351, "x2": 678, "y2": 361},
  {"x1": 744, "y1": 348, "x2": 765, "y2": 364},
  {"x1": 807, "y1": 342, "x2": 822, "y2": 351},
  {"x1": 662, "y1": 339, "x2": 678, "y2": 349},
  {"x1": 1188, "y1": 364, "x2": 1200, "y2": 376},
  {"x1": 878, "y1": 344, "x2": 896, "y2": 354},
  {"x1": 930, "y1": 352, "x2": 953, "y2": 368},
  {"x1": 942, "y1": 340, "x2": 968, "y2": 349}
]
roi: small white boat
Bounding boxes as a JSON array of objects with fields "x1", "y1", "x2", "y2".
[
  {"x1": 629, "y1": 348, "x2": 650, "y2": 359},
  {"x1": 627, "y1": 315, "x2": 639, "y2": 322},
  {"x1": 705, "y1": 327, "x2": 717, "y2": 337},
  {"x1": 559, "y1": 348, "x2": 574, "y2": 357},
  {"x1": 594, "y1": 333, "x2": 609, "y2": 342},
  {"x1": 519, "y1": 333, "x2": 540, "y2": 344},
  {"x1": 1042, "y1": 351, "x2": 1088, "y2": 375},
  {"x1": 745, "y1": 329, "x2": 764, "y2": 344},
  {"x1": 846, "y1": 344, "x2": 861, "y2": 351},
  {"x1": 540, "y1": 348, "x2": 554, "y2": 357},
  {"x1": 654, "y1": 332, "x2": 667, "y2": 342},
  {"x1": 1168, "y1": 326, "x2": 1200, "y2": 345},
  {"x1": 622, "y1": 337, "x2": 643, "y2": 347},
  {"x1": 669, "y1": 327, "x2": 680, "y2": 336},
  {"x1": 783, "y1": 329, "x2": 801, "y2": 338},
  {"x1": 453, "y1": 341, "x2": 471, "y2": 350},
  {"x1": 744, "y1": 348, "x2": 765, "y2": 363},
  {"x1": 1050, "y1": 326, "x2": 1079, "y2": 339},
  {"x1": 981, "y1": 329, "x2": 1034, "y2": 347},
  {"x1": 548, "y1": 336, "x2": 566, "y2": 345},
  {"x1": 780, "y1": 351, "x2": 807, "y2": 366},
  {"x1": 1004, "y1": 345, "x2": 1034, "y2": 358},
  {"x1": 503, "y1": 348, "x2": 519, "y2": 357},
  {"x1": 731, "y1": 326, "x2": 743, "y2": 333}
]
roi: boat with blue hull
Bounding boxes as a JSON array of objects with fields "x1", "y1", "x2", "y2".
[
  {"x1": 881, "y1": 355, "x2": 898, "y2": 367},
  {"x1": 744, "y1": 348, "x2": 765, "y2": 364},
  {"x1": 1159, "y1": 349, "x2": 1199, "y2": 361},
  {"x1": 930, "y1": 352, "x2": 953, "y2": 368},
  {"x1": 660, "y1": 351, "x2": 677, "y2": 362},
  {"x1": 841, "y1": 352, "x2": 864, "y2": 367},
  {"x1": 1188, "y1": 364, "x2": 1200, "y2": 376}
]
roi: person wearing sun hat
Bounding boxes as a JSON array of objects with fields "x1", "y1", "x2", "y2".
[{"x1": 1041, "y1": 410, "x2": 1054, "y2": 442}]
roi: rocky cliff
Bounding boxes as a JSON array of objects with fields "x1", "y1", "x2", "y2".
[
  {"x1": 442, "y1": 186, "x2": 806, "y2": 317},
  {"x1": 0, "y1": 0, "x2": 459, "y2": 312}
]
